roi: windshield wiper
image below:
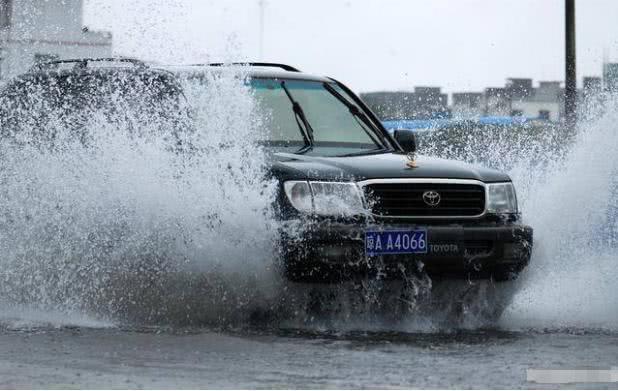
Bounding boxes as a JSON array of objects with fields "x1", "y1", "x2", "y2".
[
  {"x1": 322, "y1": 82, "x2": 385, "y2": 148},
  {"x1": 280, "y1": 81, "x2": 314, "y2": 152}
]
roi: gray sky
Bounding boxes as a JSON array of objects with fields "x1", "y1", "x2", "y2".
[{"x1": 84, "y1": 0, "x2": 618, "y2": 94}]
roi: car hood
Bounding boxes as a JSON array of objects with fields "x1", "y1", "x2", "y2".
[{"x1": 270, "y1": 151, "x2": 510, "y2": 183}]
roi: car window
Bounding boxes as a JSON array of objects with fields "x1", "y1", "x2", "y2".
[
  {"x1": 251, "y1": 79, "x2": 383, "y2": 150},
  {"x1": 252, "y1": 79, "x2": 304, "y2": 145}
]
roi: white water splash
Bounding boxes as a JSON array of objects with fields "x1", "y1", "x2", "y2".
[
  {"x1": 0, "y1": 61, "x2": 615, "y2": 332},
  {"x1": 417, "y1": 96, "x2": 617, "y2": 331},
  {"x1": 503, "y1": 98, "x2": 618, "y2": 330},
  {"x1": 0, "y1": 68, "x2": 282, "y2": 326}
]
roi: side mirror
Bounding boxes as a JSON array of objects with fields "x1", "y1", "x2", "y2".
[{"x1": 393, "y1": 129, "x2": 417, "y2": 153}]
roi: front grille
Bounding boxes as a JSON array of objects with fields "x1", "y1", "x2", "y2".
[{"x1": 363, "y1": 182, "x2": 486, "y2": 217}]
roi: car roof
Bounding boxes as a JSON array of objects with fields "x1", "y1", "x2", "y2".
[
  {"x1": 13, "y1": 58, "x2": 332, "y2": 84},
  {"x1": 158, "y1": 64, "x2": 332, "y2": 83},
  {"x1": 0, "y1": 66, "x2": 183, "y2": 100},
  {"x1": 21, "y1": 67, "x2": 173, "y2": 79}
]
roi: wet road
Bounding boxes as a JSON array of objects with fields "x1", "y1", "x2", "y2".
[{"x1": 0, "y1": 326, "x2": 616, "y2": 389}]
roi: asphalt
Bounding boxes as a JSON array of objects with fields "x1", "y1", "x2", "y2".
[{"x1": 0, "y1": 325, "x2": 616, "y2": 389}]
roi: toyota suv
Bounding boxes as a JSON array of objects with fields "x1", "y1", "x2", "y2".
[
  {"x1": 1, "y1": 59, "x2": 533, "y2": 283},
  {"x1": 178, "y1": 62, "x2": 532, "y2": 282}
]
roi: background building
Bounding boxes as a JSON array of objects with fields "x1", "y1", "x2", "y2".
[
  {"x1": 362, "y1": 76, "x2": 591, "y2": 123},
  {"x1": 451, "y1": 92, "x2": 482, "y2": 119},
  {"x1": 483, "y1": 87, "x2": 511, "y2": 116},
  {"x1": 583, "y1": 76, "x2": 602, "y2": 95},
  {"x1": 506, "y1": 78, "x2": 533, "y2": 101},
  {"x1": 510, "y1": 81, "x2": 563, "y2": 121},
  {"x1": 603, "y1": 62, "x2": 618, "y2": 93},
  {"x1": 360, "y1": 91, "x2": 416, "y2": 120},
  {"x1": 0, "y1": 0, "x2": 112, "y2": 80},
  {"x1": 362, "y1": 61, "x2": 618, "y2": 124},
  {"x1": 360, "y1": 87, "x2": 448, "y2": 120}
]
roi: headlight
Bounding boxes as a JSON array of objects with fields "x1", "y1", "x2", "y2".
[
  {"x1": 486, "y1": 182, "x2": 518, "y2": 214},
  {"x1": 283, "y1": 180, "x2": 366, "y2": 216}
]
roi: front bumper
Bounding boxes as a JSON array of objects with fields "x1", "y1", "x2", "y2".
[{"x1": 281, "y1": 221, "x2": 533, "y2": 282}]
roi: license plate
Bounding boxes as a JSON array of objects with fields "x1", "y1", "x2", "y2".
[{"x1": 365, "y1": 229, "x2": 428, "y2": 256}]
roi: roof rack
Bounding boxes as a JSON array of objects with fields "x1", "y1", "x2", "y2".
[
  {"x1": 201, "y1": 62, "x2": 300, "y2": 72},
  {"x1": 33, "y1": 57, "x2": 148, "y2": 71}
]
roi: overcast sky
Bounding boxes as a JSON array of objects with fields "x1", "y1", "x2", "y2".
[{"x1": 84, "y1": 0, "x2": 618, "y2": 94}]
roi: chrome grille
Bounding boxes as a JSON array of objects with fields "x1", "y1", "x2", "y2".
[{"x1": 362, "y1": 180, "x2": 486, "y2": 218}]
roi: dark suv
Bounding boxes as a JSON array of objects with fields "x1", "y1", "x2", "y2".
[
  {"x1": 1, "y1": 59, "x2": 533, "y2": 283},
  {"x1": 169, "y1": 62, "x2": 532, "y2": 282}
]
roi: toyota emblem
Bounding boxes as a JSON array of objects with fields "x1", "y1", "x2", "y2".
[{"x1": 422, "y1": 190, "x2": 441, "y2": 207}]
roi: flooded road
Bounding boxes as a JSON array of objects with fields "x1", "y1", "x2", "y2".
[
  {"x1": 0, "y1": 65, "x2": 616, "y2": 389},
  {"x1": 0, "y1": 325, "x2": 616, "y2": 388}
]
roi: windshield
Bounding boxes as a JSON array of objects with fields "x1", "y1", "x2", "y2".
[{"x1": 251, "y1": 79, "x2": 387, "y2": 155}]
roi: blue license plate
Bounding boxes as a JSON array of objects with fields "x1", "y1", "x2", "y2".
[{"x1": 365, "y1": 229, "x2": 428, "y2": 256}]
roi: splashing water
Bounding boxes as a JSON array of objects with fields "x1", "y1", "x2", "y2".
[
  {"x1": 0, "y1": 65, "x2": 506, "y2": 331},
  {"x1": 0, "y1": 63, "x2": 615, "y2": 332},
  {"x1": 420, "y1": 97, "x2": 618, "y2": 331},
  {"x1": 0, "y1": 67, "x2": 282, "y2": 326},
  {"x1": 503, "y1": 99, "x2": 618, "y2": 330}
]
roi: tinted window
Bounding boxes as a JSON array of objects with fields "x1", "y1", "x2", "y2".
[{"x1": 252, "y1": 79, "x2": 384, "y2": 153}]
